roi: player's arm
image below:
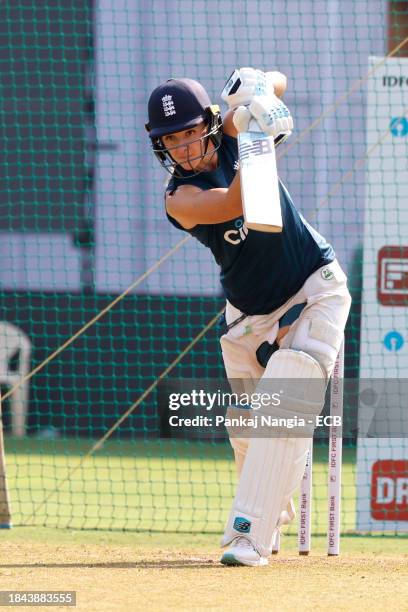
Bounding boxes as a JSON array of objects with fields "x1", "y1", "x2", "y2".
[
  {"x1": 165, "y1": 172, "x2": 243, "y2": 230},
  {"x1": 268, "y1": 71, "x2": 287, "y2": 98}
]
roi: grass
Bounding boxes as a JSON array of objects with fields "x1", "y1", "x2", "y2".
[
  {"x1": 4, "y1": 437, "x2": 358, "y2": 534},
  {"x1": 2, "y1": 439, "x2": 407, "y2": 610}
]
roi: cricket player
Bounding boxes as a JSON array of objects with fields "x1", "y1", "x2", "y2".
[{"x1": 146, "y1": 69, "x2": 351, "y2": 566}]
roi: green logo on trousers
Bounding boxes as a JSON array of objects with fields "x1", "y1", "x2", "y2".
[{"x1": 321, "y1": 267, "x2": 334, "y2": 280}]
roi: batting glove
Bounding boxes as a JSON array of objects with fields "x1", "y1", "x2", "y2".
[
  {"x1": 233, "y1": 103, "x2": 292, "y2": 146},
  {"x1": 248, "y1": 93, "x2": 293, "y2": 140},
  {"x1": 232, "y1": 106, "x2": 256, "y2": 132},
  {"x1": 221, "y1": 67, "x2": 269, "y2": 110}
]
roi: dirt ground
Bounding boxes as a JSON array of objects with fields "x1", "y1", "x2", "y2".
[{"x1": 0, "y1": 529, "x2": 407, "y2": 612}]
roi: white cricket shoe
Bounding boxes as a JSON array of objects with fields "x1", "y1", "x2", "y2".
[{"x1": 220, "y1": 537, "x2": 268, "y2": 567}]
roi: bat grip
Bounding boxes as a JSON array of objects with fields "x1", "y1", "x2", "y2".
[{"x1": 247, "y1": 118, "x2": 264, "y2": 133}]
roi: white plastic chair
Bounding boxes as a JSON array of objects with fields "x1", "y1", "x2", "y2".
[{"x1": 0, "y1": 322, "x2": 31, "y2": 437}]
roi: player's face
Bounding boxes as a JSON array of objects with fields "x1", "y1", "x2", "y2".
[{"x1": 161, "y1": 122, "x2": 216, "y2": 171}]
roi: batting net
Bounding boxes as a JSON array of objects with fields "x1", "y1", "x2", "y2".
[{"x1": 0, "y1": 0, "x2": 407, "y2": 536}]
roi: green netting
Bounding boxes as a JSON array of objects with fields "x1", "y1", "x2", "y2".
[{"x1": 0, "y1": 1, "x2": 407, "y2": 538}]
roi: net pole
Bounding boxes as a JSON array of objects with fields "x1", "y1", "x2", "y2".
[{"x1": 0, "y1": 394, "x2": 12, "y2": 528}]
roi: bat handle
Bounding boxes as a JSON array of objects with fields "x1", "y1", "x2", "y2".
[
  {"x1": 247, "y1": 119, "x2": 290, "y2": 146},
  {"x1": 247, "y1": 118, "x2": 264, "y2": 133}
]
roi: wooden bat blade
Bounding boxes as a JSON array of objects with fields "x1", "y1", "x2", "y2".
[{"x1": 238, "y1": 131, "x2": 283, "y2": 233}]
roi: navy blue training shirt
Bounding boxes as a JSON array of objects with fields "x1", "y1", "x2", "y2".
[{"x1": 166, "y1": 133, "x2": 335, "y2": 315}]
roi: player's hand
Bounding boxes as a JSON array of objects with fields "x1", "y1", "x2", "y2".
[
  {"x1": 232, "y1": 106, "x2": 255, "y2": 132},
  {"x1": 233, "y1": 104, "x2": 292, "y2": 147},
  {"x1": 248, "y1": 94, "x2": 293, "y2": 140},
  {"x1": 221, "y1": 67, "x2": 268, "y2": 110}
]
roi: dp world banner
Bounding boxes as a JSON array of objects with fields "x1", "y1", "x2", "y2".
[{"x1": 356, "y1": 57, "x2": 408, "y2": 532}]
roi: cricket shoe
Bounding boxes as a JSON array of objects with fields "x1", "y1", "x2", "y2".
[{"x1": 220, "y1": 537, "x2": 268, "y2": 567}]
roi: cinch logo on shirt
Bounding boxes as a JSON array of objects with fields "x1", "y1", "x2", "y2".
[{"x1": 224, "y1": 218, "x2": 248, "y2": 245}]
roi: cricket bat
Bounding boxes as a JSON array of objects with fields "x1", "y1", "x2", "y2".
[{"x1": 238, "y1": 120, "x2": 283, "y2": 233}]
